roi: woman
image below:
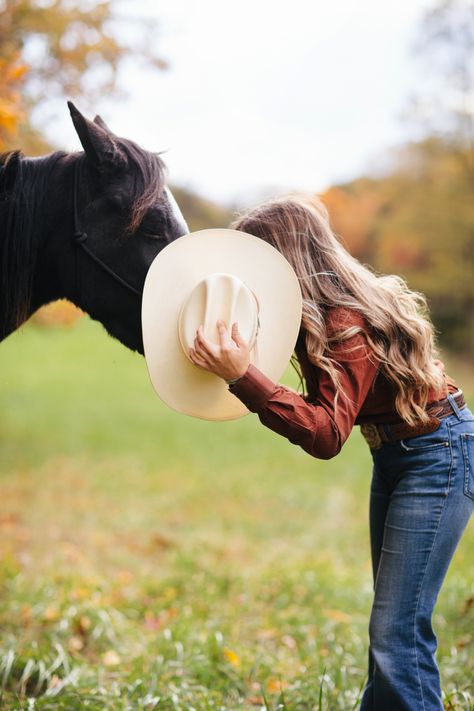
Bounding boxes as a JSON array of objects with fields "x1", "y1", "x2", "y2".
[{"x1": 188, "y1": 194, "x2": 474, "y2": 710}]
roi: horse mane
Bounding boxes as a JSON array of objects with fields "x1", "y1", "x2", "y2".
[
  {"x1": 0, "y1": 150, "x2": 66, "y2": 338},
  {"x1": 115, "y1": 137, "x2": 167, "y2": 233}
]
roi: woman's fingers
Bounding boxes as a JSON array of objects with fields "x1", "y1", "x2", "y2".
[
  {"x1": 189, "y1": 347, "x2": 209, "y2": 369},
  {"x1": 196, "y1": 325, "x2": 218, "y2": 357},
  {"x1": 193, "y1": 336, "x2": 211, "y2": 361},
  {"x1": 189, "y1": 322, "x2": 249, "y2": 380},
  {"x1": 217, "y1": 320, "x2": 233, "y2": 349},
  {"x1": 231, "y1": 322, "x2": 247, "y2": 349}
]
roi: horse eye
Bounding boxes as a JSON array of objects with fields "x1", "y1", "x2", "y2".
[
  {"x1": 138, "y1": 218, "x2": 161, "y2": 239},
  {"x1": 138, "y1": 205, "x2": 168, "y2": 238},
  {"x1": 140, "y1": 228, "x2": 161, "y2": 240}
]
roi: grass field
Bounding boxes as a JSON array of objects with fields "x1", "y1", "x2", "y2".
[{"x1": 0, "y1": 318, "x2": 472, "y2": 710}]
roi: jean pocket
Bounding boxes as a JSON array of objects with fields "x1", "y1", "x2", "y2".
[
  {"x1": 461, "y1": 433, "x2": 474, "y2": 501},
  {"x1": 399, "y1": 429, "x2": 449, "y2": 452}
]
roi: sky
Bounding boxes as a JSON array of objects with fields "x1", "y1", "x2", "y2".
[{"x1": 51, "y1": 0, "x2": 434, "y2": 206}]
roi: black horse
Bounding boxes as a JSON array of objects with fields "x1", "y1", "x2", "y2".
[{"x1": 0, "y1": 102, "x2": 188, "y2": 353}]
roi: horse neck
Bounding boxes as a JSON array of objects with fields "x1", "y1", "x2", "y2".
[{"x1": 0, "y1": 152, "x2": 66, "y2": 340}]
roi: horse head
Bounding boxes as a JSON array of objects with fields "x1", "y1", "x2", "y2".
[
  {"x1": 0, "y1": 102, "x2": 189, "y2": 353},
  {"x1": 64, "y1": 102, "x2": 189, "y2": 352}
]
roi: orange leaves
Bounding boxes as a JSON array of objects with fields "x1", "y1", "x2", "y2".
[
  {"x1": 20, "y1": 604, "x2": 32, "y2": 627},
  {"x1": 42, "y1": 606, "x2": 61, "y2": 623},
  {"x1": 246, "y1": 677, "x2": 290, "y2": 705},
  {"x1": 323, "y1": 608, "x2": 352, "y2": 624},
  {"x1": 0, "y1": 56, "x2": 28, "y2": 149},
  {"x1": 31, "y1": 300, "x2": 85, "y2": 328},
  {"x1": 4, "y1": 62, "x2": 28, "y2": 83},
  {"x1": 0, "y1": 0, "x2": 167, "y2": 146},
  {"x1": 266, "y1": 676, "x2": 289, "y2": 693},
  {"x1": 74, "y1": 615, "x2": 92, "y2": 635},
  {"x1": 322, "y1": 183, "x2": 384, "y2": 258},
  {"x1": 222, "y1": 647, "x2": 241, "y2": 668},
  {"x1": 384, "y1": 237, "x2": 429, "y2": 271}
]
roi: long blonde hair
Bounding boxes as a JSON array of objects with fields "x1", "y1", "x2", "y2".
[{"x1": 231, "y1": 193, "x2": 445, "y2": 425}]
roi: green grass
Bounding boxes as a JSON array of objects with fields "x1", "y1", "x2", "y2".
[{"x1": 0, "y1": 318, "x2": 472, "y2": 710}]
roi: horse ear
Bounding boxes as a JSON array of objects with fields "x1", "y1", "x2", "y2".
[
  {"x1": 93, "y1": 114, "x2": 113, "y2": 133},
  {"x1": 68, "y1": 101, "x2": 126, "y2": 170}
]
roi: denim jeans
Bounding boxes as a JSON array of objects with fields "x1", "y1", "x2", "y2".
[{"x1": 360, "y1": 394, "x2": 474, "y2": 711}]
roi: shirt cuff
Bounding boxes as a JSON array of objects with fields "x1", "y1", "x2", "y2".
[{"x1": 228, "y1": 363, "x2": 278, "y2": 412}]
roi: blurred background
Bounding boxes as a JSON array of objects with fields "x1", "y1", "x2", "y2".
[
  {"x1": 2, "y1": 0, "x2": 473, "y2": 352},
  {"x1": 1, "y1": 1, "x2": 473, "y2": 709}
]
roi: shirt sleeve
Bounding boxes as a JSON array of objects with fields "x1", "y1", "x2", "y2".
[{"x1": 228, "y1": 328, "x2": 379, "y2": 460}]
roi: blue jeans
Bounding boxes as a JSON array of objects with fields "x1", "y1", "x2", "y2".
[{"x1": 360, "y1": 394, "x2": 474, "y2": 710}]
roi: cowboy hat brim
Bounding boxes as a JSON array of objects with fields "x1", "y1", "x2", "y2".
[{"x1": 141, "y1": 228, "x2": 302, "y2": 420}]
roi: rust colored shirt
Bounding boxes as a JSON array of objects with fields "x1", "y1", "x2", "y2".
[{"x1": 229, "y1": 307, "x2": 458, "y2": 460}]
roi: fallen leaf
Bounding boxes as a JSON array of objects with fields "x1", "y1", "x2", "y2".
[
  {"x1": 75, "y1": 616, "x2": 91, "y2": 635},
  {"x1": 71, "y1": 587, "x2": 90, "y2": 601},
  {"x1": 223, "y1": 647, "x2": 241, "y2": 667},
  {"x1": 21, "y1": 605, "x2": 31, "y2": 626},
  {"x1": 43, "y1": 606, "x2": 60, "y2": 622},
  {"x1": 267, "y1": 677, "x2": 289, "y2": 693},
  {"x1": 323, "y1": 608, "x2": 352, "y2": 623},
  {"x1": 68, "y1": 635, "x2": 84, "y2": 653},
  {"x1": 102, "y1": 650, "x2": 121, "y2": 666},
  {"x1": 150, "y1": 533, "x2": 175, "y2": 550}
]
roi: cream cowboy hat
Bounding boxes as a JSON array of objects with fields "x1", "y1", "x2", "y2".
[{"x1": 141, "y1": 228, "x2": 302, "y2": 420}]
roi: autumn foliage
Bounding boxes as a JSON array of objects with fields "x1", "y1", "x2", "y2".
[
  {"x1": 31, "y1": 300, "x2": 84, "y2": 328},
  {"x1": 321, "y1": 137, "x2": 474, "y2": 352},
  {"x1": 0, "y1": 55, "x2": 27, "y2": 149},
  {"x1": 1, "y1": 0, "x2": 473, "y2": 352},
  {"x1": 0, "y1": 0, "x2": 166, "y2": 154}
]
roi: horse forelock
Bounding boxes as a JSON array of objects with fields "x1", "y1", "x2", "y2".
[{"x1": 116, "y1": 138, "x2": 167, "y2": 234}]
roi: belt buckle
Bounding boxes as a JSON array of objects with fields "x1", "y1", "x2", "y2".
[{"x1": 360, "y1": 423, "x2": 383, "y2": 450}]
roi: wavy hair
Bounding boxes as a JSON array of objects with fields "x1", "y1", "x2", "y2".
[{"x1": 231, "y1": 193, "x2": 445, "y2": 425}]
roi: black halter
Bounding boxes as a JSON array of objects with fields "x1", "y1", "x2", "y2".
[{"x1": 72, "y1": 160, "x2": 142, "y2": 298}]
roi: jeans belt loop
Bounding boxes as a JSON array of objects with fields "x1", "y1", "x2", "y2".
[{"x1": 447, "y1": 390, "x2": 463, "y2": 420}]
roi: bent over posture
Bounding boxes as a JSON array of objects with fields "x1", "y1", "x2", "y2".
[{"x1": 189, "y1": 194, "x2": 474, "y2": 711}]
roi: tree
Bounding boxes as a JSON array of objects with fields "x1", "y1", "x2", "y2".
[
  {"x1": 410, "y1": 0, "x2": 474, "y2": 181},
  {"x1": 171, "y1": 186, "x2": 235, "y2": 234},
  {"x1": 322, "y1": 137, "x2": 474, "y2": 352},
  {"x1": 322, "y1": 0, "x2": 474, "y2": 352},
  {"x1": 322, "y1": 180, "x2": 386, "y2": 262},
  {"x1": 0, "y1": 0, "x2": 167, "y2": 152},
  {"x1": 0, "y1": 53, "x2": 27, "y2": 149}
]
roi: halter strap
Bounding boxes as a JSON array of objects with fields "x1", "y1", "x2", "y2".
[{"x1": 72, "y1": 160, "x2": 142, "y2": 298}]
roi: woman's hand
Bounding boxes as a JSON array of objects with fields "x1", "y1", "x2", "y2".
[{"x1": 188, "y1": 320, "x2": 250, "y2": 382}]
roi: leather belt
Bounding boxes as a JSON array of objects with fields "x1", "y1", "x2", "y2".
[{"x1": 360, "y1": 390, "x2": 466, "y2": 450}]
